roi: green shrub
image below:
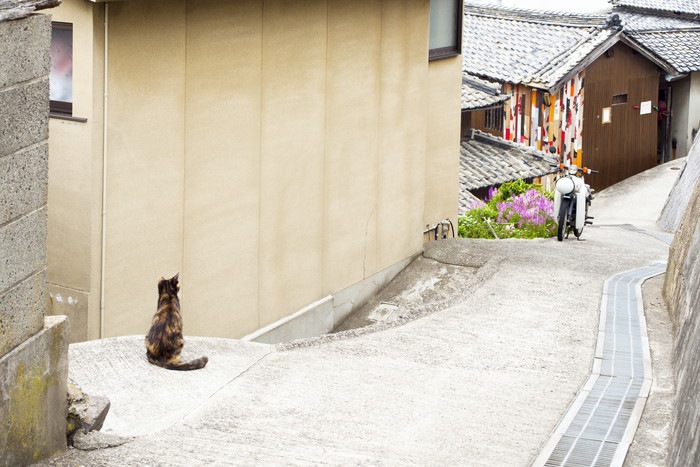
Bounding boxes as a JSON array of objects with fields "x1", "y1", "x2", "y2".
[
  {"x1": 498, "y1": 179, "x2": 529, "y2": 201},
  {"x1": 459, "y1": 181, "x2": 556, "y2": 239}
]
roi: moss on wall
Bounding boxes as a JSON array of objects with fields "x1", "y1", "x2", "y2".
[
  {"x1": 0, "y1": 317, "x2": 69, "y2": 467},
  {"x1": 8, "y1": 362, "x2": 51, "y2": 461}
]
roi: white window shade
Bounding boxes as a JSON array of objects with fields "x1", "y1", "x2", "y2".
[{"x1": 429, "y1": 0, "x2": 462, "y2": 60}]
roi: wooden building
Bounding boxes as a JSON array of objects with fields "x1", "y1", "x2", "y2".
[
  {"x1": 614, "y1": 0, "x2": 700, "y2": 165},
  {"x1": 582, "y1": 42, "x2": 660, "y2": 189},
  {"x1": 462, "y1": 6, "x2": 665, "y2": 191},
  {"x1": 460, "y1": 73, "x2": 509, "y2": 139}
]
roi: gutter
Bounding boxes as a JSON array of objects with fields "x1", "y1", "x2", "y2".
[{"x1": 99, "y1": 2, "x2": 109, "y2": 338}]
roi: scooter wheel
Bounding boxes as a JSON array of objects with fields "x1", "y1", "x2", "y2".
[{"x1": 557, "y1": 198, "x2": 569, "y2": 241}]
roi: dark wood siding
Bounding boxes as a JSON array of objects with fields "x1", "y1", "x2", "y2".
[
  {"x1": 461, "y1": 109, "x2": 502, "y2": 138},
  {"x1": 583, "y1": 42, "x2": 660, "y2": 191}
]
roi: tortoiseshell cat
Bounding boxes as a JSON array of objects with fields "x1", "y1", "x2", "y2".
[{"x1": 145, "y1": 274, "x2": 208, "y2": 371}]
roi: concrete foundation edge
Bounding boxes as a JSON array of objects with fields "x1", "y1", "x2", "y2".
[
  {"x1": 0, "y1": 315, "x2": 69, "y2": 467},
  {"x1": 243, "y1": 255, "x2": 416, "y2": 344}
]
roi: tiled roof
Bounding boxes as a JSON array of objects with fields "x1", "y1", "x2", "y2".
[
  {"x1": 461, "y1": 73, "x2": 510, "y2": 110},
  {"x1": 611, "y1": 1, "x2": 700, "y2": 73},
  {"x1": 459, "y1": 130, "x2": 559, "y2": 212},
  {"x1": 624, "y1": 28, "x2": 700, "y2": 72},
  {"x1": 462, "y1": 5, "x2": 621, "y2": 91},
  {"x1": 613, "y1": 0, "x2": 700, "y2": 16},
  {"x1": 616, "y1": 9, "x2": 700, "y2": 30},
  {"x1": 458, "y1": 190, "x2": 481, "y2": 215}
]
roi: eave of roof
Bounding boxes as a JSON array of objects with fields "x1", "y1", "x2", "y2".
[
  {"x1": 527, "y1": 30, "x2": 622, "y2": 93},
  {"x1": 458, "y1": 190, "x2": 481, "y2": 215},
  {"x1": 616, "y1": 8, "x2": 700, "y2": 30},
  {"x1": 622, "y1": 28, "x2": 700, "y2": 73},
  {"x1": 461, "y1": 74, "x2": 510, "y2": 111},
  {"x1": 612, "y1": 0, "x2": 700, "y2": 17},
  {"x1": 464, "y1": 5, "x2": 611, "y2": 27},
  {"x1": 459, "y1": 129, "x2": 559, "y2": 193},
  {"x1": 462, "y1": 5, "x2": 621, "y2": 93},
  {"x1": 609, "y1": 3, "x2": 700, "y2": 74}
]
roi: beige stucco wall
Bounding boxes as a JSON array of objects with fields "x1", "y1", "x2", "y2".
[
  {"x1": 183, "y1": 0, "x2": 262, "y2": 337},
  {"x1": 687, "y1": 72, "x2": 700, "y2": 157},
  {"x1": 425, "y1": 56, "x2": 461, "y2": 234},
  {"x1": 322, "y1": 1, "x2": 381, "y2": 297},
  {"x1": 48, "y1": 0, "x2": 460, "y2": 341},
  {"x1": 47, "y1": 0, "x2": 104, "y2": 342},
  {"x1": 669, "y1": 72, "x2": 700, "y2": 160}
]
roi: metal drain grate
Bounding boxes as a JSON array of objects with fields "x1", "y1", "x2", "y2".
[{"x1": 533, "y1": 262, "x2": 666, "y2": 467}]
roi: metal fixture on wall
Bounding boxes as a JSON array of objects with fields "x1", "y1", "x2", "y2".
[{"x1": 423, "y1": 219, "x2": 455, "y2": 240}]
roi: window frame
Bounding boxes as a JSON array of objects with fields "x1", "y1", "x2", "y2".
[
  {"x1": 429, "y1": 0, "x2": 464, "y2": 61},
  {"x1": 612, "y1": 93, "x2": 628, "y2": 106},
  {"x1": 50, "y1": 21, "x2": 73, "y2": 117},
  {"x1": 484, "y1": 106, "x2": 504, "y2": 133}
]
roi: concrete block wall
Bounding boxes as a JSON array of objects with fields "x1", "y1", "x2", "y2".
[
  {"x1": 663, "y1": 159, "x2": 700, "y2": 464},
  {"x1": 0, "y1": 13, "x2": 70, "y2": 466},
  {"x1": 0, "y1": 14, "x2": 50, "y2": 357}
]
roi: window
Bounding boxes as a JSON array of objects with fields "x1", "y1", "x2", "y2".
[
  {"x1": 485, "y1": 106, "x2": 504, "y2": 133},
  {"x1": 429, "y1": 0, "x2": 463, "y2": 60},
  {"x1": 50, "y1": 22, "x2": 73, "y2": 116},
  {"x1": 612, "y1": 93, "x2": 627, "y2": 105}
]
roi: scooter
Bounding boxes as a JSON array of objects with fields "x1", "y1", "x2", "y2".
[{"x1": 553, "y1": 164, "x2": 599, "y2": 241}]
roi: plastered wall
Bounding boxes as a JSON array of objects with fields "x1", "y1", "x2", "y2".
[
  {"x1": 56, "y1": 0, "x2": 460, "y2": 340},
  {"x1": 688, "y1": 73, "x2": 700, "y2": 156},
  {"x1": 425, "y1": 57, "x2": 462, "y2": 231},
  {"x1": 47, "y1": 0, "x2": 104, "y2": 342}
]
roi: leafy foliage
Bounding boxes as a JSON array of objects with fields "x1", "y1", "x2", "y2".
[{"x1": 458, "y1": 181, "x2": 556, "y2": 239}]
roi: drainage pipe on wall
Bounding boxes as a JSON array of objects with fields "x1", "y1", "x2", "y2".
[{"x1": 99, "y1": 2, "x2": 109, "y2": 338}]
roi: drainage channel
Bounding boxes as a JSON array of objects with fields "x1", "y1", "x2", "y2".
[{"x1": 533, "y1": 261, "x2": 667, "y2": 467}]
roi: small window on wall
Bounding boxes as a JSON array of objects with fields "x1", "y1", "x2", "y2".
[
  {"x1": 612, "y1": 93, "x2": 627, "y2": 105},
  {"x1": 429, "y1": 0, "x2": 464, "y2": 60},
  {"x1": 485, "y1": 106, "x2": 504, "y2": 133},
  {"x1": 50, "y1": 22, "x2": 73, "y2": 116}
]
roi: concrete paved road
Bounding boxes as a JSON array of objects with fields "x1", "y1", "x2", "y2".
[
  {"x1": 534, "y1": 262, "x2": 667, "y2": 466},
  {"x1": 38, "y1": 159, "x2": 684, "y2": 466}
]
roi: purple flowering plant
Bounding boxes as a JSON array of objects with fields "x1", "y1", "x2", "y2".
[{"x1": 458, "y1": 180, "x2": 556, "y2": 239}]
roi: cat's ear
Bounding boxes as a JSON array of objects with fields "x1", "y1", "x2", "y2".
[
  {"x1": 171, "y1": 273, "x2": 180, "y2": 288},
  {"x1": 158, "y1": 277, "x2": 165, "y2": 294}
]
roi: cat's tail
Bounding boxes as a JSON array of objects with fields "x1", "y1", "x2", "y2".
[
  {"x1": 150, "y1": 354, "x2": 209, "y2": 371},
  {"x1": 168, "y1": 356, "x2": 209, "y2": 371}
]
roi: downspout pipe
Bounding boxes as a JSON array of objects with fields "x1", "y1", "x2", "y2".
[{"x1": 99, "y1": 2, "x2": 108, "y2": 338}]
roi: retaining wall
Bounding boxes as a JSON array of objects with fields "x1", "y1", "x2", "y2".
[
  {"x1": 662, "y1": 144, "x2": 700, "y2": 464},
  {"x1": 658, "y1": 137, "x2": 700, "y2": 232}
]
